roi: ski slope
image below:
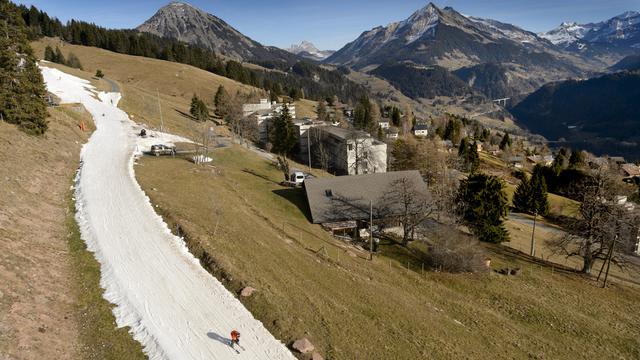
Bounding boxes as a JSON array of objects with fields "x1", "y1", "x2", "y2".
[{"x1": 41, "y1": 66, "x2": 295, "y2": 360}]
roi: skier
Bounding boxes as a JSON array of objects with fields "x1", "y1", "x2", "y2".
[{"x1": 230, "y1": 330, "x2": 241, "y2": 350}]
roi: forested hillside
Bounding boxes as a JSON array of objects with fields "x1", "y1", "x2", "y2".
[
  {"x1": 18, "y1": 4, "x2": 368, "y2": 104},
  {"x1": 370, "y1": 63, "x2": 478, "y2": 100},
  {"x1": 513, "y1": 70, "x2": 640, "y2": 159},
  {"x1": 0, "y1": 0, "x2": 48, "y2": 134}
]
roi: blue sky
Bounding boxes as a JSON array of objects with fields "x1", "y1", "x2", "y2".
[{"x1": 15, "y1": 0, "x2": 640, "y2": 50}]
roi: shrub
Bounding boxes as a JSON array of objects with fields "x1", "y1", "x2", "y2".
[{"x1": 426, "y1": 231, "x2": 488, "y2": 273}]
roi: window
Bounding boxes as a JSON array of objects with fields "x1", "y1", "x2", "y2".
[{"x1": 348, "y1": 144, "x2": 353, "y2": 151}]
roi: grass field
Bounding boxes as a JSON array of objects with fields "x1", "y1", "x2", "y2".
[{"x1": 136, "y1": 146, "x2": 640, "y2": 359}]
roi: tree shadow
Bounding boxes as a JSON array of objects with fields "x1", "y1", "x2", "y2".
[
  {"x1": 272, "y1": 188, "x2": 312, "y2": 222},
  {"x1": 173, "y1": 108, "x2": 201, "y2": 122},
  {"x1": 207, "y1": 331, "x2": 231, "y2": 346},
  {"x1": 242, "y1": 168, "x2": 280, "y2": 185}
]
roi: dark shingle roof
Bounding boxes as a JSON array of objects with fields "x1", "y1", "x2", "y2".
[{"x1": 304, "y1": 171, "x2": 429, "y2": 224}]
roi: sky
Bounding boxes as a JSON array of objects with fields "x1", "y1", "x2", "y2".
[{"x1": 15, "y1": 0, "x2": 640, "y2": 50}]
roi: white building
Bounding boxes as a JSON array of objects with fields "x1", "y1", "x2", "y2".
[
  {"x1": 386, "y1": 127, "x2": 399, "y2": 140},
  {"x1": 378, "y1": 120, "x2": 391, "y2": 129},
  {"x1": 309, "y1": 126, "x2": 387, "y2": 175},
  {"x1": 243, "y1": 99, "x2": 296, "y2": 143},
  {"x1": 413, "y1": 123, "x2": 429, "y2": 137}
]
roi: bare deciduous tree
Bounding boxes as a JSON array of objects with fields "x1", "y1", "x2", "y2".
[
  {"x1": 550, "y1": 168, "x2": 637, "y2": 274},
  {"x1": 381, "y1": 177, "x2": 434, "y2": 245}
]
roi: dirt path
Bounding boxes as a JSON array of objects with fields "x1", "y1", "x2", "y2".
[{"x1": 41, "y1": 66, "x2": 294, "y2": 359}]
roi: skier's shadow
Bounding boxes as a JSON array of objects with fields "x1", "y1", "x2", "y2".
[{"x1": 207, "y1": 331, "x2": 232, "y2": 346}]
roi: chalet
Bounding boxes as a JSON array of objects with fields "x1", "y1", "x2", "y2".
[
  {"x1": 621, "y1": 163, "x2": 640, "y2": 179},
  {"x1": 378, "y1": 119, "x2": 391, "y2": 129},
  {"x1": 526, "y1": 155, "x2": 554, "y2": 166},
  {"x1": 508, "y1": 156, "x2": 525, "y2": 169},
  {"x1": 413, "y1": 123, "x2": 429, "y2": 137},
  {"x1": 304, "y1": 170, "x2": 429, "y2": 228},
  {"x1": 386, "y1": 127, "x2": 400, "y2": 139}
]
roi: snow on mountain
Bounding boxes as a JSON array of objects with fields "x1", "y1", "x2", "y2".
[
  {"x1": 541, "y1": 11, "x2": 640, "y2": 48},
  {"x1": 285, "y1": 41, "x2": 335, "y2": 60},
  {"x1": 539, "y1": 22, "x2": 594, "y2": 46},
  {"x1": 399, "y1": 3, "x2": 440, "y2": 43}
]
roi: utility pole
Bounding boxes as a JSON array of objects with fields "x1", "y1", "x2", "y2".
[
  {"x1": 602, "y1": 235, "x2": 617, "y2": 288},
  {"x1": 307, "y1": 128, "x2": 312, "y2": 172},
  {"x1": 530, "y1": 211, "x2": 538, "y2": 257},
  {"x1": 369, "y1": 199, "x2": 373, "y2": 261},
  {"x1": 157, "y1": 89, "x2": 164, "y2": 132}
]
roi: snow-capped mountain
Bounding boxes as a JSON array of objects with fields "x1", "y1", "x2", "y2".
[
  {"x1": 285, "y1": 41, "x2": 335, "y2": 61},
  {"x1": 325, "y1": 3, "x2": 576, "y2": 69},
  {"x1": 325, "y1": 2, "x2": 591, "y2": 98},
  {"x1": 541, "y1": 11, "x2": 640, "y2": 50}
]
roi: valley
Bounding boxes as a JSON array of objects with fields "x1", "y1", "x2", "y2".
[{"x1": 2, "y1": 0, "x2": 640, "y2": 359}]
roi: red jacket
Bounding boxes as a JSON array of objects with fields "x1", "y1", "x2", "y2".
[{"x1": 231, "y1": 330, "x2": 240, "y2": 341}]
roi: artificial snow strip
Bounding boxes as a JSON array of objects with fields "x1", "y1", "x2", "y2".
[{"x1": 40, "y1": 65, "x2": 295, "y2": 360}]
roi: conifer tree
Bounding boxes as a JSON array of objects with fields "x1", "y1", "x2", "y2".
[
  {"x1": 44, "y1": 45, "x2": 55, "y2": 62},
  {"x1": 0, "y1": 0, "x2": 48, "y2": 134},
  {"x1": 190, "y1": 95, "x2": 208, "y2": 121},
  {"x1": 512, "y1": 176, "x2": 532, "y2": 213},
  {"x1": 529, "y1": 165, "x2": 550, "y2": 215},
  {"x1": 456, "y1": 173, "x2": 510, "y2": 243},
  {"x1": 499, "y1": 133, "x2": 512, "y2": 150},
  {"x1": 270, "y1": 104, "x2": 296, "y2": 155},
  {"x1": 54, "y1": 46, "x2": 65, "y2": 64},
  {"x1": 213, "y1": 85, "x2": 231, "y2": 117}
]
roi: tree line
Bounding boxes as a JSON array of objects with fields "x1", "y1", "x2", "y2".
[
  {"x1": 0, "y1": 0, "x2": 48, "y2": 134},
  {"x1": 18, "y1": 3, "x2": 368, "y2": 105}
]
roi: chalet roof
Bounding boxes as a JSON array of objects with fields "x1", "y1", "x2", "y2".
[
  {"x1": 414, "y1": 123, "x2": 429, "y2": 131},
  {"x1": 304, "y1": 171, "x2": 429, "y2": 224},
  {"x1": 621, "y1": 163, "x2": 640, "y2": 177}
]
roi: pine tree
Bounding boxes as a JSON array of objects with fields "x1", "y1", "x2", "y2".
[
  {"x1": 214, "y1": 85, "x2": 231, "y2": 117},
  {"x1": 270, "y1": 104, "x2": 296, "y2": 155},
  {"x1": 513, "y1": 166, "x2": 550, "y2": 216},
  {"x1": 458, "y1": 137, "x2": 479, "y2": 173},
  {"x1": 44, "y1": 45, "x2": 55, "y2": 61},
  {"x1": 0, "y1": 0, "x2": 48, "y2": 134},
  {"x1": 529, "y1": 165, "x2": 550, "y2": 216},
  {"x1": 568, "y1": 150, "x2": 585, "y2": 169},
  {"x1": 391, "y1": 107, "x2": 401, "y2": 126},
  {"x1": 512, "y1": 176, "x2": 532, "y2": 213},
  {"x1": 499, "y1": 133, "x2": 512, "y2": 150},
  {"x1": 190, "y1": 95, "x2": 208, "y2": 121},
  {"x1": 443, "y1": 118, "x2": 462, "y2": 144},
  {"x1": 95, "y1": 69, "x2": 104, "y2": 78},
  {"x1": 457, "y1": 173, "x2": 510, "y2": 243},
  {"x1": 54, "y1": 46, "x2": 65, "y2": 64}
]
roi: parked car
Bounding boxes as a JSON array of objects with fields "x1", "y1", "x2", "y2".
[
  {"x1": 291, "y1": 171, "x2": 306, "y2": 185},
  {"x1": 149, "y1": 144, "x2": 176, "y2": 156}
]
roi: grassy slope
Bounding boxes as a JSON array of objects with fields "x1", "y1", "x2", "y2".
[
  {"x1": 33, "y1": 38, "x2": 319, "y2": 140},
  {"x1": 136, "y1": 147, "x2": 640, "y2": 359},
  {"x1": 32, "y1": 38, "x2": 263, "y2": 139},
  {"x1": 0, "y1": 96, "x2": 144, "y2": 359}
]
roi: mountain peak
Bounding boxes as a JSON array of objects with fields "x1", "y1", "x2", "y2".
[{"x1": 285, "y1": 41, "x2": 335, "y2": 60}]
